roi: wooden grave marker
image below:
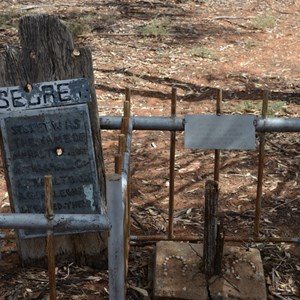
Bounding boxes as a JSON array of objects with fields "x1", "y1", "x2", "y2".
[{"x1": 0, "y1": 14, "x2": 107, "y2": 267}]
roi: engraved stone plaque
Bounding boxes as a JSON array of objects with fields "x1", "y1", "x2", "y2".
[
  {"x1": 185, "y1": 115, "x2": 256, "y2": 150},
  {"x1": 1, "y1": 104, "x2": 100, "y2": 238}
]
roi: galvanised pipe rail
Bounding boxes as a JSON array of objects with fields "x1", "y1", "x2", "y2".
[
  {"x1": 100, "y1": 116, "x2": 300, "y2": 133},
  {"x1": 100, "y1": 116, "x2": 184, "y2": 131},
  {"x1": 0, "y1": 213, "x2": 111, "y2": 231},
  {"x1": 254, "y1": 118, "x2": 300, "y2": 132}
]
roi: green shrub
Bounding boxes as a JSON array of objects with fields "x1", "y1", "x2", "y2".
[
  {"x1": 67, "y1": 21, "x2": 91, "y2": 38},
  {"x1": 191, "y1": 46, "x2": 216, "y2": 60},
  {"x1": 138, "y1": 17, "x2": 171, "y2": 38},
  {"x1": 251, "y1": 15, "x2": 276, "y2": 30},
  {"x1": 268, "y1": 100, "x2": 286, "y2": 116},
  {"x1": 0, "y1": 11, "x2": 20, "y2": 29},
  {"x1": 243, "y1": 41, "x2": 258, "y2": 49},
  {"x1": 232, "y1": 100, "x2": 286, "y2": 116}
]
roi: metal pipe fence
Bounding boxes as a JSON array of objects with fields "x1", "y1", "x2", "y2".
[
  {"x1": 100, "y1": 116, "x2": 300, "y2": 132},
  {"x1": 0, "y1": 108, "x2": 299, "y2": 298},
  {"x1": 0, "y1": 213, "x2": 111, "y2": 231},
  {"x1": 99, "y1": 114, "x2": 300, "y2": 245}
]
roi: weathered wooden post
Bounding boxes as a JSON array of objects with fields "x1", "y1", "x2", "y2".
[
  {"x1": 203, "y1": 180, "x2": 224, "y2": 277},
  {"x1": 0, "y1": 14, "x2": 107, "y2": 267}
]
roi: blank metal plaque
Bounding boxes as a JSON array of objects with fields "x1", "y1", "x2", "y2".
[
  {"x1": 184, "y1": 115, "x2": 256, "y2": 150},
  {"x1": 1, "y1": 104, "x2": 101, "y2": 238}
]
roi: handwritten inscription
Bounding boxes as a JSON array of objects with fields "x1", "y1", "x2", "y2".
[
  {"x1": 1, "y1": 105, "x2": 100, "y2": 238},
  {"x1": 0, "y1": 78, "x2": 90, "y2": 112}
]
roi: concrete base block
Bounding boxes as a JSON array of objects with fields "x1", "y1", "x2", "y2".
[
  {"x1": 209, "y1": 246, "x2": 267, "y2": 300},
  {"x1": 154, "y1": 241, "x2": 207, "y2": 300},
  {"x1": 153, "y1": 241, "x2": 267, "y2": 300}
]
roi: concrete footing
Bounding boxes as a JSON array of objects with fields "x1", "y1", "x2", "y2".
[{"x1": 153, "y1": 241, "x2": 267, "y2": 300}]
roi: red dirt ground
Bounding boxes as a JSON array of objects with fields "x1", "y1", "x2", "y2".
[{"x1": 0, "y1": 0, "x2": 300, "y2": 299}]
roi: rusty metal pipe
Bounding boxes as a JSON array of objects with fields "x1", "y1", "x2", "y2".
[
  {"x1": 130, "y1": 234, "x2": 299, "y2": 244},
  {"x1": 44, "y1": 175, "x2": 57, "y2": 300},
  {"x1": 255, "y1": 92, "x2": 269, "y2": 236},
  {"x1": 214, "y1": 89, "x2": 222, "y2": 182},
  {"x1": 168, "y1": 87, "x2": 177, "y2": 239}
]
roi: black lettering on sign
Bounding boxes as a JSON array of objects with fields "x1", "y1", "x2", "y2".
[
  {"x1": 65, "y1": 118, "x2": 81, "y2": 130},
  {"x1": 1, "y1": 105, "x2": 101, "y2": 238},
  {"x1": 12, "y1": 148, "x2": 47, "y2": 160},
  {"x1": 28, "y1": 93, "x2": 41, "y2": 106},
  {"x1": 57, "y1": 83, "x2": 71, "y2": 101},
  {"x1": 11, "y1": 89, "x2": 26, "y2": 107},
  {"x1": 0, "y1": 91, "x2": 9, "y2": 108},
  {"x1": 36, "y1": 122, "x2": 48, "y2": 133},
  {"x1": 42, "y1": 85, "x2": 56, "y2": 104},
  {"x1": 11, "y1": 124, "x2": 35, "y2": 135},
  {"x1": 20, "y1": 204, "x2": 44, "y2": 214},
  {"x1": 0, "y1": 78, "x2": 90, "y2": 112},
  {"x1": 51, "y1": 121, "x2": 62, "y2": 130}
]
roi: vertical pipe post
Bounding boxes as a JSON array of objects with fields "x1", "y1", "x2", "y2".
[
  {"x1": 121, "y1": 101, "x2": 130, "y2": 144},
  {"x1": 117, "y1": 134, "x2": 126, "y2": 172},
  {"x1": 44, "y1": 175, "x2": 56, "y2": 300},
  {"x1": 254, "y1": 91, "x2": 269, "y2": 236},
  {"x1": 168, "y1": 87, "x2": 177, "y2": 240},
  {"x1": 125, "y1": 87, "x2": 131, "y2": 103},
  {"x1": 115, "y1": 154, "x2": 122, "y2": 175},
  {"x1": 107, "y1": 174, "x2": 125, "y2": 300},
  {"x1": 116, "y1": 87, "x2": 131, "y2": 175},
  {"x1": 214, "y1": 89, "x2": 222, "y2": 182},
  {"x1": 122, "y1": 88, "x2": 131, "y2": 141},
  {"x1": 122, "y1": 88, "x2": 131, "y2": 281}
]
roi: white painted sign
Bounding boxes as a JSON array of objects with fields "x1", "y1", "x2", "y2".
[{"x1": 0, "y1": 78, "x2": 90, "y2": 112}]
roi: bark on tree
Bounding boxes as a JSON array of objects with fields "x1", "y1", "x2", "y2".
[{"x1": 0, "y1": 14, "x2": 107, "y2": 268}]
